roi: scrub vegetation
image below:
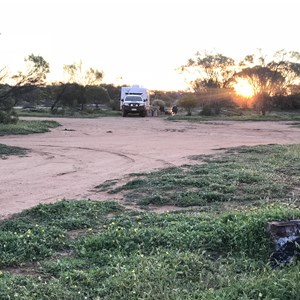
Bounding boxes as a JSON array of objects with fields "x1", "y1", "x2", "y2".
[
  {"x1": 0, "y1": 144, "x2": 28, "y2": 159},
  {"x1": 98, "y1": 144, "x2": 300, "y2": 209},
  {"x1": 0, "y1": 119, "x2": 60, "y2": 158},
  {"x1": 16, "y1": 108, "x2": 121, "y2": 118},
  {"x1": 168, "y1": 109, "x2": 300, "y2": 122},
  {"x1": 1, "y1": 144, "x2": 300, "y2": 299},
  {"x1": 0, "y1": 120, "x2": 60, "y2": 136}
]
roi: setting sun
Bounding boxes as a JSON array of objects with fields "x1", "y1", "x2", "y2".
[{"x1": 233, "y1": 78, "x2": 255, "y2": 98}]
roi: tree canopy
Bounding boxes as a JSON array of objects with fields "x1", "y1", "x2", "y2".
[
  {"x1": 235, "y1": 50, "x2": 300, "y2": 97},
  {"x1": 181, "y1": 49, "x2": 300, "y2": 114},
  {"x1": 0, "y1": 54, "x2": 50, "y2": 123},
  {"x1": 181, "y1": 52, "x2": 235, "y2": 92},
  {"x1": 63, "y1": 61, "x2": 103, "y2": 86},
  {"x1": 49, "y1": 61, "x2": 105, "y2": 112}
]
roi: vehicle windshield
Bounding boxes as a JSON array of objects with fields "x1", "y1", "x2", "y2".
[{"x1": 124, "y1": 96, "x2": 143, "y2": 102}]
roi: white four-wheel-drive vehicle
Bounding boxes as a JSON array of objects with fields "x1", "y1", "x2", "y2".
[{"x1": 120, "y1": 85, "x2": 150, "y2": 117}]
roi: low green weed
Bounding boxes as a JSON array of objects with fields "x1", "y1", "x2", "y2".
[
  {"x1": 0, "y1": 120, "x2": 60, "y2": 136},
  {"x1": 0, "y1": 225, "x2": 67, "y2": 267},
  {"x1": 0, "y1": 144, "x2": 28, "y2": 159},
  {"x1": 15, "y1": 199, "x2": 122, "y2": 230},
  {"x1": 76, "y1": 204, "x2": 300, "y2": 260},
  {"x1": 1, "y1": 143, "x2": 300, "y2": 298},
  {"x1": 0, "y1": 200, "x2": 122, "y2": 267},
  {"x1": 168, "y1": 110, "x2": 300, "y2": 122},
  {"x1": 1, "y1": 200, "x2": 300, "y2": 299},
  {"x1": 98, "y1": 144, "x2": 300, "y2": 208},
  {"x1": 16, "y1": 108, "x2": 121, "y2": 118}
]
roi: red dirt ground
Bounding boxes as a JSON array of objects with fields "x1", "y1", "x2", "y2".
[{"x1": 1, "y1": 117, "x2": 300, "y2": 218}]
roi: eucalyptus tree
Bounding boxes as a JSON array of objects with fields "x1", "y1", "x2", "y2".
[
  {"x1": 181, "y1": 49, "x2": 300, "y2": 115},
  {"x1": 51, "y1": 61, "x2": 105, "y2": 112},
  {"x1": 0, "y1": 54, "x2": 50, "y2": 123},
  {"x1": 180, "y1": 52, "x2": 236, "y2": 114},
  {"x1": 234, "y1": 50, "x2": 300, "y2": 114},
  {"x1": 178, "y1": 94, "x2": 198, "y2": 116},
  {"x1": 63, "y1": 61, "x2": 103, "y2": 86},
  {"x1": 181, "y1": 52, "x2": 236, "y2": 93}
]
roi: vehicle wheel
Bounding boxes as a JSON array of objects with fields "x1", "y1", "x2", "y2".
[{"x1": 122, "y1": 110, "x2": 127, "y2": 117}]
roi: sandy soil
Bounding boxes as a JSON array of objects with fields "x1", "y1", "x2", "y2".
[{"x1": 1, "y1": 116, "x2": 300, "y2": 218}]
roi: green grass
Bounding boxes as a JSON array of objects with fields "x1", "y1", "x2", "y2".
[
  {"x1": 97, "y1": 144, "x2": 300, "y2": 208},
  {"x1": 1, "y1": 144, "x2": 300, "y2": 298},
  {"x1": 0, "y1": 144, "x2": 28, "y2": 159},
  {"x1": 168, "y1": 109, "x2": 300, "y2": 122},
  {"x1": 0, "y1": 119, "x2": 60, "y2": 158},
  {"x1": 1, "y1": 200, "x2": 300, "y2": 299},
  {"x1": 16, "y1": 108, "x2": 122, "y2": 118},
  {"x1": 0, "y1": 200, "x2": 122, "y2": 267},
  {"x1": 0, "y1": 120, "x2": 60, "y2": 136}
]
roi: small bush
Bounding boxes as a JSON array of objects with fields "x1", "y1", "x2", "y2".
[{"x1": 0, "y1": 143, "x2": 28, "y2": 158}]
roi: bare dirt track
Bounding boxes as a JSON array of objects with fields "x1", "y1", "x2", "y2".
[{"x1": 1, "y1": 116, "x2": 300, "y2": 218}]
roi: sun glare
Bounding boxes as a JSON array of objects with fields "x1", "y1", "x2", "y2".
[{"x1": 233, "y1": 78, "x2": 254, "y2": 98}]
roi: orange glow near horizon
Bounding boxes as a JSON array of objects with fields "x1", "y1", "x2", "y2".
[{"x1": 233, "y1": 78, "x2": 254, "y2": 98}]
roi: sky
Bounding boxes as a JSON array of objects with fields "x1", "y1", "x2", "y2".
[{"x1": 0, "y1": 0, "x2": 299, "y2": 91}]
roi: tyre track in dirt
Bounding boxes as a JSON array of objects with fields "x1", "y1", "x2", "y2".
[{"x1": 0, "y1": 117, "x2": 300, "y2": 218}]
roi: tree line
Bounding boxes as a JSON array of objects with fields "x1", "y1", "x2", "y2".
[
  {"x1": 1, "y1": 49, "x2": 300, "y2": 123},
  {"x1": 0, "y1": 56, "x2": 124, "y2": 123},
  {"x1": 178, "y1": 49, "x2": 300, "y2": 115}
]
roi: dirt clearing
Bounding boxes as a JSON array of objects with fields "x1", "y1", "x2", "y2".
[{"x1": 1, "y1": 117, "x2": 300, "y2": 218}]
